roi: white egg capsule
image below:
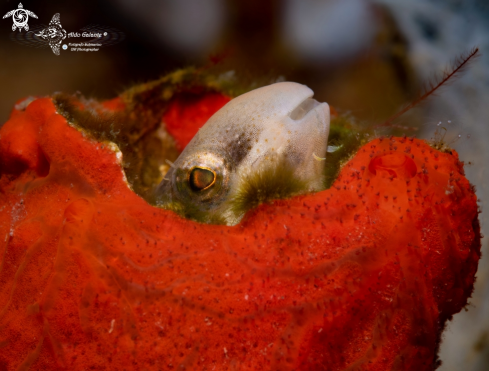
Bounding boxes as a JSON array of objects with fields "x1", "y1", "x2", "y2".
[{"x1": 155, "y1": 81, "x2": 330, "y2": 225}]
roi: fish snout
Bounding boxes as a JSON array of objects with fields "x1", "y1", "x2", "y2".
[
  {"x1": 242, "y1": 90, "x2": 330, "y2": 192},
  {"x1": 286, "y1": 98, "x2": 330, "y2": 190}
]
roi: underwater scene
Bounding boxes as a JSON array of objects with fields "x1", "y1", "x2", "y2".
[{"x1": 0, "y1": 0, "x2": 488, "y2": 370}]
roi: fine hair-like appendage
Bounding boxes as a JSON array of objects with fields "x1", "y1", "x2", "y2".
[{"x1": 376, "y1": 47, "x2": 480, "y2": 129}]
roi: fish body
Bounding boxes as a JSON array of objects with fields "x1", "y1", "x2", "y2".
[{"x1": 155, "y1": 82, "x2": 330, "y2": 225}]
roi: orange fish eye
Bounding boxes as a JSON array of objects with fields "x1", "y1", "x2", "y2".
[{"x1": 188, "y1": 167, "x2": 216, "y2": 191}]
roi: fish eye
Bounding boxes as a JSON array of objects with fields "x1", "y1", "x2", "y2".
[
  {"x1": 171, "y1": 153, "x2": 227, "y2": 204},
  {"x1": 188, "y1": 167, "x2": 216, "y2": 191}
]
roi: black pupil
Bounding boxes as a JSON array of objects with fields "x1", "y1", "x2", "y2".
[{"x1": 189, "y1": 168, "x2": 215, "y2": 191}]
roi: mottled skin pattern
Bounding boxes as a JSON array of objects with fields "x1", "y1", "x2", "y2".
[{"x1": 0, "y1": 96, "x2": 481, "y2": 370}]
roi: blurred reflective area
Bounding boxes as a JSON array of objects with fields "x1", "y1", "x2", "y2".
[{"x1": 0, "y1": 0, "x2": 488, "y2": 369}]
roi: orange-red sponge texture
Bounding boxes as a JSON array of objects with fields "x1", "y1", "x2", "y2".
[{"x1": 0, "y1": 98, "x2": 480, "y2": 371}]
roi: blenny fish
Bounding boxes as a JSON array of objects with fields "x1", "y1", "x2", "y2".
[{"x1": 155, "y1": 82, "x2": 330, "y2": 225}]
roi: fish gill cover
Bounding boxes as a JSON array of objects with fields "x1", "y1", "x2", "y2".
[{"x1": 0, "y1": 66, "x2": 481, "y2": 370}]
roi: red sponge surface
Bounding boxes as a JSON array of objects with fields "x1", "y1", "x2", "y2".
[
  {"x1": 163, "y1": 92, "x2": 231, "y2": 151},
  {"x1": 0, "y1": 98, "x2": 480, "y2": 371}
]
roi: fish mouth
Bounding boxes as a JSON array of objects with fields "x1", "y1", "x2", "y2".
[{"x1": 289, "y1": 97, "x2": 322, "y2": 120}]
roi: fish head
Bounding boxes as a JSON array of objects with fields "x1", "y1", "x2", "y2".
[{"x1": 156, "y1": 81, "x2": 330, "y2": 225}]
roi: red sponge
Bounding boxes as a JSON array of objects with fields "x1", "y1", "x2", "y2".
[{"x1": 0, "y1": 97, "x2": 480, "y2": 371}]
